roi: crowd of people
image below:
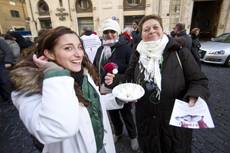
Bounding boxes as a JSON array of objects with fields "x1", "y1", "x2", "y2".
[
  {"x1": 0, "y1": 14, "x2": 209, "y2": 153},
  {"x1": 0, "y1": 31, "x2": 33, "y2": 105}
]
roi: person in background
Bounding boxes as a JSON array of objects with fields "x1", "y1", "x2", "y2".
[
  {"x1": 81, "y1": 26, "x2": 101, "y2": 63},
  {"x1": 104, "y1": 15, "x2": 209, "y2": 153},
  {"x1": 119, "y1": 26, "x2": 133, "y2": 48},
  {"x1": 7, "y1": 31, "x2": 33, "y2": 51},
  {"x1": 190, "y1": 28, "x2": 201, "y2": 66},
  {"x1": 4, "y1": 34, "x2": 20, "y2": 64},
  {"x1": 20, "y1": 29, "x2": 49, "y2": 61},
  {"x1": 174, "y1": 23, "x2": 192, "y2": 50},
  {"x1": 10, "y1": 26, "x2": 125, "y2": 153},
  {"x1": 170, "y1": 27, "x2": 176, "y2": 38},
  {"x1": 131, "y1": 20, "x2": 141, "y2": 48},
  {"x1": 0, "y1": 37, "x2": 14, "y2": 104},
  {"x1": 94, "y1": 18, "x2": 139, "y2": 151}
]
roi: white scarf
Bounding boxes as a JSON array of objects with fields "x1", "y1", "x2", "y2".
[
  {"x1": 136, "y1": 34, "x2": 169, "y2": 90},
  {"x1": 101, "y1": 39, "x2": 118, "y2": 60}
]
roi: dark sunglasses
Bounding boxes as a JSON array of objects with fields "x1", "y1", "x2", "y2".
[{"x1": 103, "y1": 30, "x2": 116, "y2": 34}]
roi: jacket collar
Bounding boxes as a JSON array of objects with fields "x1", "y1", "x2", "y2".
[{"x1": 161, "y1": 36, "x2": 181, "y2": 71}]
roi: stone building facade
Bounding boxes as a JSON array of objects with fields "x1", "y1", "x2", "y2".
[
  {"x1": 0, "y1": 0, "x2": 28, "y2": 33},
  {"x1": 25, "y1": 0, "x2": 230, "y2": 38}
]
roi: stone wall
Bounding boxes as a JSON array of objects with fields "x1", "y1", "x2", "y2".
[
  {"x1": 0, "y1": 0, "x2": 28, "y2": 33},
  {"x1": 25, "y1": 0, "x2": 230, "y2": 37}
]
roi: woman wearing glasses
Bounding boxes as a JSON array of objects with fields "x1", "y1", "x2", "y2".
[
  {"x1": 104, "y1": 15, "x2": 209, "y2": 153},
  {"x1": 93, "y1": 18, "x2": 139, "y2": 151}
]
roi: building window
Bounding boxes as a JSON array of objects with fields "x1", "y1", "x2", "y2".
[
  {"x1": 38, "y1": 0, "x2": 50, "y2": 16},
  {"x1": 39, "y1": 18, "x2": 52, "y2": 29},
  {"x1": 10, "y1": 10, "x2": 20, "y2": 18},
  {"x1": 124, "y1": 15, "x2": 143, "y2": 28},
  {"x1": 76, "y1": 0, "x2": 92, "y2": 13},
  {"x1": 78, "y1": 17, "x2": 93, "y2": 35},
  {"x1": 124, "y1": 0, "x2": 145, "y2": 11},
  {"x1": 127, "y1": 0, "x2": 141, "y2": 6}
]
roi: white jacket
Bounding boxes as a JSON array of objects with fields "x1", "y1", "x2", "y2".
[{"x1": 12, "y1": 72, "x2": 122, "y2": 153}]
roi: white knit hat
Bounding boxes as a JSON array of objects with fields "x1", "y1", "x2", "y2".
[{"x1": 102, "y1": 19, "x2": 121, "y2": 34}]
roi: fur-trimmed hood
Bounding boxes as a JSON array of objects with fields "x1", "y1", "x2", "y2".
[
  {"x1": 10, "y1": 56, "x2": 43, "y2": 96},
  {"x1": 10, "y1": 57, "x2": 93, "y2": 97}
]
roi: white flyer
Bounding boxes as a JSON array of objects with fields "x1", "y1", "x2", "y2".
[{"x1": 169, "y1": 97, "x2": 215, "y2": 129}]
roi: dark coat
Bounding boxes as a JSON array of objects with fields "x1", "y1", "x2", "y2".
[
  {"x1": 111, "y1": 36, "x2": 209, "y2": 109},
  {"x1": 0, "y1": 38, "x2": 14, "y2": 64},
  {"x1": 131, "y1": 31, "x2": 141, "y2": 44},
  {"x1": 8, "y1": 32, "x2": 33, "y2": 50},
  {"x1": 109, "y1": 36, "x2": 209, "y2": 153},
  {"x1": 191, "y1": 34, "x2": 201, "y2": 66},
  {"x1": 131, "y1": 30, "x2": 141, "y2": 49},
  {"x1": 176, "y1": 30, "x2": 192, "y2": 50},
  {"x1": 93, "y1": 41, "x2": 132, "y2": 82}
]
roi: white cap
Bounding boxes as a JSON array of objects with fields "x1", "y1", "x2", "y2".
[{"x1": 102, "y1": 18, "x2": 121, "y2": 34}]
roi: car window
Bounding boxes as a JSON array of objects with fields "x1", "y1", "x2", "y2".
[
  {"x1": 213, "y1": 33, "x2": 230, "y2": 43},
  {"x1": 225, "y1": 35, "x2": 230, "y2": 43}
]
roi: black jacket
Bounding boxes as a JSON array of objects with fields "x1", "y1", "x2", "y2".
[
  {"x1": 0, "y1": 38, "x2": 14, "y2": 64},
  {"x1": 93, "y1": 40, "x2": 132, "y2": 82},
  {"x1": 131, "y1": 30, "x2": 141, "y2": 48},
  {"x1": 107, "y1": 36, "x2": 209, "y2": 153},
  {"x1": 191, "y1": 34, "x2": 201, "y2": 66},
  {"x1": 176, "y1": 30, "x2": 192, "y2": 50},
  {"x1": 109, "y1": 36, "x2": 209, "y2": 111}
]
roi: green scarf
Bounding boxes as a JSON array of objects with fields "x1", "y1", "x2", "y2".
[{"x1": 81, "y1": 75, "x2": 104, "y2": 152}]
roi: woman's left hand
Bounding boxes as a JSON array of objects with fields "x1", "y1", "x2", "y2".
[{"x1": 188, "y1": 96, "x2": 197, "y2": 107}]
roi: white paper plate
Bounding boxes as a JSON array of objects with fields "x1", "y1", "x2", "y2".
[{"x1": 112, "y1": 83, "x2": 145, "y2": 102}]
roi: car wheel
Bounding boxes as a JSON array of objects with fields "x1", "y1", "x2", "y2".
[{"x1": 224, "y1": 56, "x2": 230, "y2": 67}]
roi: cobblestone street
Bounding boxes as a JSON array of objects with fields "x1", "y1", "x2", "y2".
[
  {"x1": 191, "y1": 64, "x2": 230, "y2": 153},
  {"x1": 0, "y1": 64, "x2": 229, "y2": 153}
]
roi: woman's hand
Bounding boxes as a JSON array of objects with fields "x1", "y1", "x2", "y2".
[
  {"x1": 104, "y1": 73, "x2": 115, "y2": 85},
  {"x1": 33, "y1": 54, "x2": 63, "y2": 73},
  {"x1": 33, "y1": 54, "x2": 48, "y2": 69},
  {"x1": 188, "y1": 96, "x2": 197, "y2": 107}
]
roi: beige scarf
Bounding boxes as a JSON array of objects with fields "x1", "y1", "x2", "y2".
[{"x1": 136, "y1": 34, "x2": 169, "y2": 90}]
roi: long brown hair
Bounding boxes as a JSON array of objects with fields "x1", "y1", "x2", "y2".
[{"x1": 12, "y1": 26, "x2": 99, "y2": 106}]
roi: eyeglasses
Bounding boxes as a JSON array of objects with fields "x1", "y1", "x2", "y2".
[{"x1": 103, "y1": 30, "x2": 116, "y2": 34}]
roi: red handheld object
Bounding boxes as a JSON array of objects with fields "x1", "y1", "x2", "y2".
[{"x1": 103, "y1": 62, "x2": 118, "y2": 73}]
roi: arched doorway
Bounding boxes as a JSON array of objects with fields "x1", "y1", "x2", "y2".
[
  {"x1": 191, "y1": 0, "x2": 223, "y2": 39},
  {"x1": 37, "y1": 0, "x2": 52, "y2": 29}
]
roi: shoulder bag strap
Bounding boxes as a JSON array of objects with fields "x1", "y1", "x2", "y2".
[{"x1": 176, "y1": 51, "x2": 183, "y2": 71}]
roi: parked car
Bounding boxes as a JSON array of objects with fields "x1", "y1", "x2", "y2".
[{"x1": 199, "y1": 33, "x2": 230, "y2": 66}]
